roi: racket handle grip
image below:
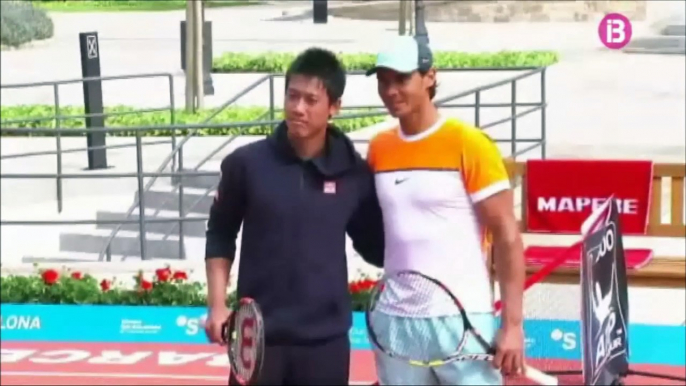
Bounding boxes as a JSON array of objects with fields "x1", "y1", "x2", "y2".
[
  {"x1": 524, "y1": 365, "x2": 558, "y2": 386},
  {"x1": 220, "y1": 321, "x2": 229, "y2": 344}
]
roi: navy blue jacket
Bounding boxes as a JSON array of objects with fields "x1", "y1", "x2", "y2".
[{"x1": 205, "y1": 122, "x2": 384, "y2": 345}]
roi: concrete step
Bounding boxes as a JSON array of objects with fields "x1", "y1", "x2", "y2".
[
  {"x1": 59, "y1": 232, "x2": 185, "y2": 260},
  {"x1": 22, "y1": 255, "x2": 100, "y2": 264},
  {"x1": 171, "y1": 167, "x2": 221, "y2": 190},
  {"x1": 662, "y1": 24, "x2": 686, "y2": 37},
  {"x1": 94, "y1": 210, "x2": 207, "y2": 238},
  {"x1": 624, "y1": 35, "x2": 686, "y2": 55},
  {"x1": 134, "y1": 187, "x2": 215, "y2": 215}
]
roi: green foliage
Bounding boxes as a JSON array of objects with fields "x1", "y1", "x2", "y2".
[
  {"x1": 1, "y1": 267, "x2": 208, "y2": 306},
  {"x1": 212, "y1": 50, "x2": 560, "y2": 73},
  {"x1": 0, "y1": 105, "x2": 387, "y2": 137},
  {"x1": 29, "y1": 0, "x2": 257, "y2": 12},
  {"x1": 0, "y1": 267, "x2": 376, "y2": 311},
  {"x1": 1, "y1": 1, "x2": 54, "y2": 48},
  {"x1": 349, "y1": 278, "x2": 377, "y2": 312}
]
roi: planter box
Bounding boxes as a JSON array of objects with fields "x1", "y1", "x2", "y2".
[{"x1": 1, "y1": 304, "x2": 683, "y2": 367}]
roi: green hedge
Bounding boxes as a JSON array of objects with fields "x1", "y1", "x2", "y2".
[
  {"x1": 30, "y1": 0, "x2": 257, "y2": 12},
  {"x1": 1, "y1": 1, "x2": 54, "y2": 48},
  {"x1": 0, "y1": 105, "x2": 387, "y2": 137},
  {"x1": 212, "y1": 50, "x2": 560, "y2": 73}
]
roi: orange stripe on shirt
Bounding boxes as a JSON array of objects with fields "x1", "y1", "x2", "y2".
[{"x1": 367, "y1": 124, "x2": 462, "y2": 173}]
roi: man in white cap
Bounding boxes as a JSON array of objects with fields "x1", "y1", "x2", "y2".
[{"x1": 365, "y1": 35, "x2": 527, "y2": 385}]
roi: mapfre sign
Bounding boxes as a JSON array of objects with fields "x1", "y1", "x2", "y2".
[{"x1": 525, "y1": 160, "x2": 653, "y2": 235}]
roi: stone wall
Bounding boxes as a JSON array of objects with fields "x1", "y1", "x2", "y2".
[{"x1": 330, "y1": 1, "x2": 648, "y2": 23}]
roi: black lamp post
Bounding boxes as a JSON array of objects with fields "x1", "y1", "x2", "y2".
[{"x1": 414, "y1": 0, "x2": 429, "y2": 46}]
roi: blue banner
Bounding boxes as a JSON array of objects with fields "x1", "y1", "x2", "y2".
[
  {"x1": 1, "y1": 304, "x2": 683, "y2": 366},
  {"x1": 0, "y1": 304, "x2": 208, "y2": 344}
]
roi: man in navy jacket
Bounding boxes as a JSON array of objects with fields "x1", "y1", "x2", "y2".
[{"x1": 204, "y1": 48, "x2": 384, "y2": 385}]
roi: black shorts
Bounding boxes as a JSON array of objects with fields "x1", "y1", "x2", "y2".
[{"x1": 229, "y1": 334, "x2": 350, "y2": 386}]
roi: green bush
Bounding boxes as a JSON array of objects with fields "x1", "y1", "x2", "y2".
[
  {"x1": 0, "y1": 105, "x2": 387, "y2": 137},
  {"x1": 1, "y1": 1, "x2": 54, "y2": 48},
  {"x1": 212, "y1": 50, "x2": 560, "y2": 73},
  {"x1": 29, "y1": 0, "x2": 257, "y2": 12}
]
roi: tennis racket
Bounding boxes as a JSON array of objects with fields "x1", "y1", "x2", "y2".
[
  {"x1": 221, "y1": 298, "x2": 265, "y2": 385},
  {"x1": 365, "y1": 270, "x2": 558, "y2": 386}
]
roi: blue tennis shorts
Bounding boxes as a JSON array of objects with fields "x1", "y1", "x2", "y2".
[{"x1": 371, "y1": 311, "x2": 503, "y2": 385}]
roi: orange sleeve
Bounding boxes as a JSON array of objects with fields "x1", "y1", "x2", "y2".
[
  {"x1": 459, "y1": 126, "x2": 511, "y2": 203},
  {"x1": 366, "y1": 137, "x2": 376, "y2": 170},
  {"x1": 366, "y1": 131, "x2": 391, "y2": 171}
]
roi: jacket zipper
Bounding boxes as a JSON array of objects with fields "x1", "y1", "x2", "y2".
[
  {"x1": 300, "y1": 168, "x2": 304, "y2": 191},
  {"x1": 291, "y1": 164, "x2": 305, "y2": 294}
]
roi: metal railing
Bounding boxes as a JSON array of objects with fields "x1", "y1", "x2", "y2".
[
  {"x1": 1, "y1": 72, "x2": 176, "y2": 213},
  {"x1": 0, "y1": 66, "x2": 549, "y2": 262}
]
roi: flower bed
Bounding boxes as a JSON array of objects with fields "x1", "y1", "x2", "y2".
[
  {"x1": 2, "y1": 265, "x2": 684, "y2": 370},
  {"x1": 0, "y1": 265, "x2": 376, "y2": 311}
]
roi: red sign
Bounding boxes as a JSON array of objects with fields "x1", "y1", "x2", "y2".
[{"x1": 525, "y1": 160, "x2": 653, "y2": 235}]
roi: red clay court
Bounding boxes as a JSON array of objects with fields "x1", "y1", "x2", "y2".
[{"x1": 2, "y1": 341, "x2": 684, "y2": 385}]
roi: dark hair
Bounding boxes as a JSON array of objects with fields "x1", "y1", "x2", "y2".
[
  {"x1": 285, "y1": 48, "x2": 346, "y2": 104},
  {"x1": 419, "y1": 69, "x2": 437, "y2": 100}
]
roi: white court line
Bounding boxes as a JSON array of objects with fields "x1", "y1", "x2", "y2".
[
  {"x1": 1, "y1": 371, "x2": 225, "y2": 381},
  {"x1": 0, "y1": 371, "x2": 371, "y2": 384}
]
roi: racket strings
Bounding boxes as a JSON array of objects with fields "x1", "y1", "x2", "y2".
[
  {"x1": 368, "y1": 273, "x2": 470, "y2": 364},
  {"x1": 372, "y1": 273, "x2": 458, "y2": 313},
  {"x1": 230, "y1": 303, "x2": 259, "y2": 380}
]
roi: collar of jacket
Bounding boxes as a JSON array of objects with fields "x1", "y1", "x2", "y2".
[{"x1": 269, "y1": 121, "x2": 362, "y2": 178}]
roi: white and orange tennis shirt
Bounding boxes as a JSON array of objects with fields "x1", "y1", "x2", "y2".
[{"x1": 367, "y1": 116, "x2": 511, "y2": 317}]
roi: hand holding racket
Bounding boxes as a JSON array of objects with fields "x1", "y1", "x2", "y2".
[
  {"x1": 220, "y1": 298, "x2": 266, "y2": 385},
  {"x1": 205, "y1": 306, "x2": 231, "y2": 345},
  {"x1": 365, "y1": 270, "x2": 558, "y2": 386},
  {"x1": 492, "y1": 324, "x2": 528, "y2": 376}
]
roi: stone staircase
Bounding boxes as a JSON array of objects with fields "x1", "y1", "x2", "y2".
[
  {"x1": 624, "y1": 14, "x2": 686, "y2": 55},
  {"x1": 53, "y1": 165, "x2": 221, "y2": 262},
  {"x1": 41, "y1": 122, "x2": 396, "y2": 263},
  {"x1": 14, "y1": 109, "x2": 544, "y2": 265}
]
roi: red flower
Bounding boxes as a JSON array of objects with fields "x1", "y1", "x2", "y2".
[
  {"x1": 42, "y1": 269, "x2": 59, "y2": 285},
  {"x1": 349, "y1": 281, "x2": 362, "y2": 294},
  {"x1": 100, "y1": 279, "x2": 111, "y2": 291},
  {"x1": 172, "y1": 271, "x2": 188, "y2": 281},
  {"x1": 155, "y1": 267, "x2": 172, "y2": 282},
  {"x1": 348, "y1": 278, "x2": 379, "y2": 294},
  {"x1": 71, "y1": 272, "x2": 83, "y2": 280},
  {"x1": 140, "y1": 280, "x2": 153, "y2": 291},
  {"x1": 360, "y1": 279, "x2": 377, "y2": 291}
]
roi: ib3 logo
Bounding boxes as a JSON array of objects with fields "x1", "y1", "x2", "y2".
[
  {"x1": 176, "y1": 314, "x2": 207, "y2": 336},
  {"x1": 598, "y1": 13, "x2": 633, "y2": 50}
]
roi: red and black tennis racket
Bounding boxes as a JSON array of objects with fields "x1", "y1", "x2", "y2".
[{"x1": 221, "y1": 298, "x2": 265, "y2": 385}]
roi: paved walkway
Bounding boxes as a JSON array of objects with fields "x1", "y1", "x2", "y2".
[{"x1": 1, "y1": 3, "x2": 684, "y2": 161}]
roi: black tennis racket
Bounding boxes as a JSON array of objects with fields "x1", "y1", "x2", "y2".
[
  {"x1": 365, "y1": 270, "x2": 558, "y2": 386},
  {"x1": 221, "y1": 298, "x2": 265, "y2": 385}
]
